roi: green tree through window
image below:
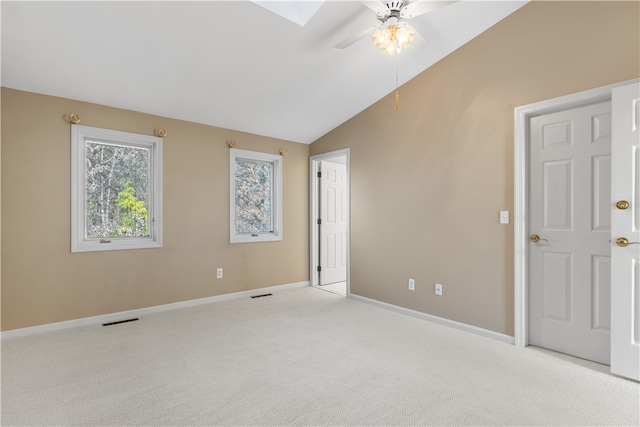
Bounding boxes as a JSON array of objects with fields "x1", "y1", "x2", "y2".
[
  {"x1": 72, "y1": 124, "x2": 162, "y2": 252},
  {"x1": 85, "y1": 142, "x2": 149, "y2": 238},
  {"x1": 116, "y1": 181, "x2": 149, "y2": 237}
]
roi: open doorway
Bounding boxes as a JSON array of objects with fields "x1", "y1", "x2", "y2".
[{"x1": 310, "y1": 149, "x2": 350, "y2": 297}]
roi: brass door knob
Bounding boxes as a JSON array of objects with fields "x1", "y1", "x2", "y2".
[
  {"x1": 616, "y1": 200, "x2": 630, "y2": 210},
  {"x1": 616, "y1": 237, "x2": 630, "y2": 247},
  {"x1": 615, "y1": 237, "x2": 640, "y2": 247},
  {"x1": 530, "y1": 234, "x2": 549, "y2": 243}
]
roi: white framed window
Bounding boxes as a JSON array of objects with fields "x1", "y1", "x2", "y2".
[
  {"x1": 230, "y1": 148, "x2": 283, "y2": 243},
  {"x1": 71, "y1": 125, "x2": 162, "y2": 252}
]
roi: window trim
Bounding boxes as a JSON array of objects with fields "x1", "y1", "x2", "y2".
[
  {"x1": 71, "y1": 124, "x2": 163, "y2": 252},
  {"x1": 230, "y1": 148, "x2": 283, "y2": 244}
]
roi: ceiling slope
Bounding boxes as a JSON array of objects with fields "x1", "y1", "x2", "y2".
[{"x1": 0, "y1": 1, "x2": 527, "y2": 144}]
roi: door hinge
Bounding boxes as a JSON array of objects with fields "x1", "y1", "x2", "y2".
[
  {"x1": 317, "y1": 266, "x2": 322, "y2": 272},
  {"x1": 317, "y1": 171, "x2": 321, "y2": 178},
  {"x1": 317, "y1": 218, "x2": 321, "y2": 225}
]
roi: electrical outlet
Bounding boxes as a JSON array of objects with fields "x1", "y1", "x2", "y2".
[
  {"x1": 216, "y1": 268, "x2": 223, "y2": 279},
  {"x1": 408, "y1": 278, "x2": 415, "y2": 291},
  {"x1": 435, "y1": 283, "x2": 443, "y2": 296}
]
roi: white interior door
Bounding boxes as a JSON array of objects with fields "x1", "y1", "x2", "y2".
[
  {"x1": 319, "y1": 160, "x2": 348, "y2": 285},
  {"x1": 611, "y1": 82, "x2": 640, "y2": 381},
  {"x1": 528, "y1": 100, "x2": 612, "y2": 364}
]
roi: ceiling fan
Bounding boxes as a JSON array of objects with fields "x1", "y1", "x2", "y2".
[{"x1": 335, "y1": 1, "x2": 457, "y2": 55}]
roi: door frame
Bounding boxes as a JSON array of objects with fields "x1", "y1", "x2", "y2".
[
  {"x1": 513, "y1": 78, "x2": 639, "y2": 348},
  {"x1": 309, "y1": 149, "x2": 350, "y2": 294}
]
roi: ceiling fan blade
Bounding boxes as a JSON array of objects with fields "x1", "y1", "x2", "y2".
[
  {"x1": 400, "y1": 1, "x2": 457, "y2": 19},
  {"x1": 335, "y1": 25, "x2": 376, "y2": 49},
  {"x1": 360, "y1": 0, "x2": 388, "y2": 18}
]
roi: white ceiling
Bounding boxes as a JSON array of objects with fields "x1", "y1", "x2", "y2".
[{"x1": 1, "y1": 1, "x2": 527, "y2": 144}]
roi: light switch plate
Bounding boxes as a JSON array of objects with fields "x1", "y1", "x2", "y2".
[{"x1": 499, "y1": 211, "x2": 509, "y2": 224}]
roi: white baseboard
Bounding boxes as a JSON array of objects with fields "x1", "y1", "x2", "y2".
[
  {"x1": 348, "y1": 293, "x2": 515, "y2": 345},
  {"x1": 1, "y1": 281, "x2": 310, "y2": 340}
]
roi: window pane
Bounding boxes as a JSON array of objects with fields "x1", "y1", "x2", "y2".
[
  {"x1": 85, "y1": 141, "x2": 150, "y2": 239},
  {"x1": 235, "y1": 159, "x2": 273, "y2": 235}
]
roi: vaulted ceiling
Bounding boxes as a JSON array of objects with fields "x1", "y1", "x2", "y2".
[{"x1": 1, "y1": 1, "x2": 527, "y2": 144}]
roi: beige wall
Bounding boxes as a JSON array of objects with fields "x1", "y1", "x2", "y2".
[
  {"x1": 3, "y1": 1, "x2": 638, "y2": 335},
  {"x1": 1, "y1": 89, "x2": 309, "y2": 331},
  {"x1": 310, "y1": 1, "x2": 640, "y2": 335}
]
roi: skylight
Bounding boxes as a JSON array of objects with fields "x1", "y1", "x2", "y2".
[{"x1": 251, "y1": 1, "x2": 324, "y2": 26}]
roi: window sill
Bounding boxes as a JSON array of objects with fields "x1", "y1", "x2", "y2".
[
  {"x1": 71, "y1": 238, "x2": 162, "y2": 253},
  {"x1": 230, "y1": 233, "x2": 282, "y2": 244}
]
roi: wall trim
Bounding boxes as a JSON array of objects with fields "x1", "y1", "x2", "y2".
[
  {"x1": 1, "y1": 281, "x2": 310, "y2": 340},
  {"x1": 348, "y1": 293, "x2": 514, "y2": 345}
]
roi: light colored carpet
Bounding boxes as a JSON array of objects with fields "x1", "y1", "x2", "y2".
[{"x1": 1, "y1": 286, "x2": 638, "y2": 426}]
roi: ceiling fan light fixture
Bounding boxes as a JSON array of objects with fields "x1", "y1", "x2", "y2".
[
  {"x1": 384, "y1": 42, "x2": 400, "y2": 56},
  {"x1": 371, "y1": 23, "x2": 413, "y2": 56},
  {"x1": 396, "y1": 27, "x2": 415, "y2": 49},
  {"x1": 372, "y1": 27, "x2": 391, "y2": 49}
]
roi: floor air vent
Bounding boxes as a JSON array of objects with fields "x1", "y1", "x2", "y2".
[
  {"x1": 250, "y1": 293, "x2": 273, "y2": 299},
  {"x1": 102, "y1": 318, "x2": 139, "y2": 327}
]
